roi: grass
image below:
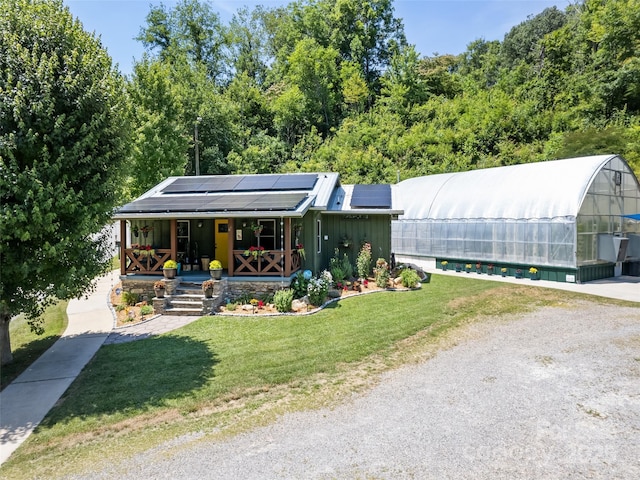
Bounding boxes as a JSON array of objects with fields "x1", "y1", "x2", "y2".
[
  {"x1": 0, "y1": 275, "x2": 628, "y2": 479},
  {"x1": 0, "y1": 301, "x2": 69, "y2": 390}
]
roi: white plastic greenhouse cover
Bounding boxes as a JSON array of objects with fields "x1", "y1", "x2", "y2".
[{"x1": 394, "y1": 155, "x2": 618, "y2": 221}]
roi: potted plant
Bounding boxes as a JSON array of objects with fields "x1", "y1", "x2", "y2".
[
  {"x1": 340, "y1": 235, "x2": 353, "y2": 248},
  {"x1": 529, "y1": 267, "x2": 539, "y2": 280},
  {"x1": 202, "y1": 279, "x2": 215, "y2": 298},
  {"x1": 243, "y1": 245, "x2": 267, "y2": 260},
  {"x1": 515, "y1": 268, "x2": 523, "y2": 279},
  {"x1": 251, "y1": 223, "x2": 263, "y2": 236},
  {"x1": 465, "y1": 263, "x2": 472, "y2": 273},
  {"x1": 140, "y1": 225, "x2": 153, "y2": 238},
  {"x1": 455, "y1": 263, "x2": 462, "y2": 272},
  {"x1": 475, "y1": 262, "x2": 482, "y2": 274},
  {"x1": 487, "y1": 264, "x2": 494, "y2": 275},
  {"x1": 209, "y1": 259, "x2": 223, "y2": 280},
  {"x1": 153, "y1": 280, "x2": 165, "y2": 298},
  {"x1": 296, "y1": 243, "x2": 306, "y2": 260},
  {"x1": 501, "y1": 267, "x2": 508, "y2": 277},
  {"x1": 441, "y1": 260, "x2": 448, "y2": 271},
  {"x1": 163, "y1": 259, "x2": 178, "y2": 279}
]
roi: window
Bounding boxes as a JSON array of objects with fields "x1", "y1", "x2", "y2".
[
  {"x1": 316, "y1": 219, "x2": 322, "y2": 254},
  {"x1": 257, "y1": 219, "x2": 276, "y2": 250}
]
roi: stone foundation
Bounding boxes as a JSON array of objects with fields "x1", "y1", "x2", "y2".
[
  {"x1": 122, "y1": 275, "x2": 293, "y2": 313},
  {"x1": 225, "y1": 278, "x2": 292, "y2": 300}
]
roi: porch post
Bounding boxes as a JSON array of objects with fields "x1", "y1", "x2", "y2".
[
  {"x1": 119, "y1": 219, "x2": 127, "y2": 275},
  {"x1": 284, "y1": 217, "x2": 292, "y2": 276},
  {"x1": 227, "y1": 218, "x2": 235, "y2": 277},
  {"x1": 170, "y1": 219, "x2": 177, "y2": 261}
]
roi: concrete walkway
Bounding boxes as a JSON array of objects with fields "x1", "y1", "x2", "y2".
[
  {"x1": 0, "y1": 270, "x2": 116, "y2": 463},
  {"x1": 0, "y1": 267, "x2": 637, "y2": 466},
  {"x1": 0, "y1": 270, "x2": 201, "y2": 464}
]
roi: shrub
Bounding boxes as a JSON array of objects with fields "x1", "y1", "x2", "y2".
[
  {"x1": 273, "y1": 289, "x2": 294, "y2": 312},
  {"x1": 400, "y1": 268, "x2": 421, "y2": 288},
  {"x1": 373, "y1": 258, "x2": 389, "y2": 288},
  {"x1": 330, "y1": 265, "x2": 346, "y2": 284},
  {"x1": 290, "y1": 271, "x2": 310, "y2": 298},
  {"x1": 356, "y1": 242, "x2": 372, "y2": 279},
  {"x1": 122, "y1": 291, "x2": 139, "y2": 306},
  {"x1": 307, "y1": 271, "x2": 331, "y2": 306},
  {"x1": 225, "y1": 302, "x2": 237, "y2": 311},
  {"x1": 329, "y1": 249, "x2": 353, "y2": 283},
  {"x1": 140, "y1": 305, "x2": 154, "y2": 315}
]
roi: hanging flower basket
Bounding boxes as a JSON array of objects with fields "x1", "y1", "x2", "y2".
[{"x1": 251, "y1": 224, "x2": 263, "y2": 236}]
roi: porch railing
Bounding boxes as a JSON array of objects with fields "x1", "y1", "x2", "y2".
[
  {"x1": 123, "y1": 248, "x2": 172, "y2": 275},
  {"x1": 121, "y1": 247, "x2": 301, "y2": 277},
  {"x1": 232, "y1": 250, "x2": 301, "y2": 276}
]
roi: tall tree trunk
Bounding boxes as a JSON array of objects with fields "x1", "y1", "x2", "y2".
[{"x1": 0, "y1": 312, "x2": 13, "y2": 365}]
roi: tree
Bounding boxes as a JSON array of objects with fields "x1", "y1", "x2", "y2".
[
  {"x1": 0, "y1": 0, "x2": 130, "y2": 364},
  {"x1": 500, "y1": 6, "x2": 567, "y2": 69},
  {"x1": 128, "y1": 57, "x2": 189, "y2": 197},
  {"x1": 330, "y1": 0, "x2": 406, "y2": 90},
  {"x1": 137, "y1": 0, "x2": 227, "y2": 82},
  {"x1": 286, "y1": 38, "x2": 340, "y2": 135},
  {"x1": 226, "y1": 7, "x2": 270, "y2": 84}
]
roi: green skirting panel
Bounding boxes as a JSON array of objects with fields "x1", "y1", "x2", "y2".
[
  {"x1": 436, "y1": 258, "x2": 579, "y2": 283},
  {"x1": 577, "y1": 264, "x2": 615, "y2": 283}
]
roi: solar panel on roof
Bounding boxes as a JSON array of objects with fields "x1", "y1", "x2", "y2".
[
  {"x1": 234, "y1": 175, "x2": 279, "y2": 191},
  {"x1": 272, "y1": 174, "x2": 317, "y2": 190},
  {"x1": 162, "y1": 176, "x2": 243, "y2": 193},
  {"x1": 118, "y1": 193, "x2": 308, "y2": 214},
  {"x1": 350, "y1": 184, "x2": 392, "y2": 209},
  {"x1": 161, "y1": 174, "x2": 318, "y2": 194}
]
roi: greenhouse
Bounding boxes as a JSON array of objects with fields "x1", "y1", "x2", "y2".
[{"x1": 392, "y1": 155, "x2": 640, "y2": 282}]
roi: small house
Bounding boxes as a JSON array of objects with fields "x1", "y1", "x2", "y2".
[{"x1": 113, "y1": 172, "x2": 401, "y2": 292}]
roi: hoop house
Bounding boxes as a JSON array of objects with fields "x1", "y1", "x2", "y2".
[{"x1": 392, "y1": 155, "x2": 640, "y2": 282}]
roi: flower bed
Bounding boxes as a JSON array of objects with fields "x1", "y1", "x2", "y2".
[
  {"x1": 217, "y1": 273, "x2": 422, "y2": 317},
  {"x1": 110, "y1": 283, "x2": 157, "y2": 327}
]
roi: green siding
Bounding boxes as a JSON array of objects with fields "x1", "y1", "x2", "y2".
[{"x1": 319, "y1": 214, "x2": 393, "y2": 272}]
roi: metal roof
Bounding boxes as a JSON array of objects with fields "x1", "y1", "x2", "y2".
[{"x1": 114, "y1": 173, "x2": 339, "y2": 219}]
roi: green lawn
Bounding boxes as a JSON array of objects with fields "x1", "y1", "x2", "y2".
[
  {"x1": 1, "y1": 301, "x2": 69, "y2": 390},
  {"x1": 1, "y1": 275, "x2": 621, "y2": 479}
]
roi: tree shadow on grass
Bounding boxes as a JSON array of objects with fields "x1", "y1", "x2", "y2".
[
  {"x1": 39, "y1": 334, "x2": 217, "y2": 427},
  {"x1": 0, "y1": 335, "x2": 61, "y2": 391}
]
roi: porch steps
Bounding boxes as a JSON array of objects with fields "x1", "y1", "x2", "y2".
[{"x1": 165, "y1": 283, "x2": 205, "y2": 316}]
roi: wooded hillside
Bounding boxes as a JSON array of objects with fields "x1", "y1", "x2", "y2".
[{"x1": 126, "y1": 0, "x2": 640, "y2": 195}]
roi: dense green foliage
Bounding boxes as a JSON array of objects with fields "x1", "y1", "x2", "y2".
[
  {"x1": 125, "y1": 0, "x2": 640, "y2": 194},
  {"x1": 0, "y1": 0, "x2": 130, "y2": 363}
]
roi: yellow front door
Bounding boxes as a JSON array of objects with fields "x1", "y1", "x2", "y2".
[{"x1": 214, "y1": 219, "x2": 229, "y2": 268}]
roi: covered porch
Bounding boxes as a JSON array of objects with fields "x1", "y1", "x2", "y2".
[{"x1": 117, "y1": 217, "x2": 304, "y2": 278}]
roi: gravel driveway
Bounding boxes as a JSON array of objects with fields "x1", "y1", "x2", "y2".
[{"x1": 82, "y1": 301, "x2": 640, "y2": 479}]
